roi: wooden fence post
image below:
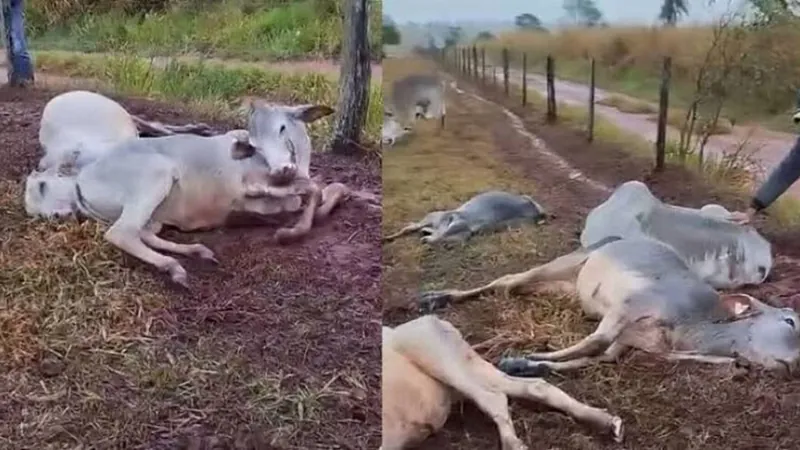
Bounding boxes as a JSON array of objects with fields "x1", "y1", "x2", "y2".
[
  {"x1": 481, "y1": 47, "x2": 486, "y2": 84},
  {"x1": 493, "y1": 66, "x2": 497, "y2": 87},
  {"x1": 502, "y1": 47, "x2": 510, "y2": 96},
  {"x1": 546, "y1": 54, "x2": 556, "y2": 122},
  {"x1": 466, "y1": 47, "x2": 471, "y2": 76},
  {"x1": 588, "y1": 58, "x2": 596, "y2": 142},
  {"x1": 522, "y1": 53, "x2": 528, "y2": 106},
  {"x1": 472, "y1": 45, "x2": 478, "y2": 80},
  {"x1": 655, "y1": 56, "x2": 672, "y2": 171}
]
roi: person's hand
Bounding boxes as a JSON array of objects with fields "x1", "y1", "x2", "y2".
[{"x1": 728, "y1": 207, "x2": 757, "y2": 225}]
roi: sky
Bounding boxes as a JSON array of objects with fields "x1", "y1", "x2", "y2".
[{"x1": 383, "y1": 0, "x2": 746, "y2": 26}]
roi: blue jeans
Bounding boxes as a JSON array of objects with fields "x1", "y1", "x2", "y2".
[{"x1": 4, "y1": 0, "x2": 33, "y2": 84}]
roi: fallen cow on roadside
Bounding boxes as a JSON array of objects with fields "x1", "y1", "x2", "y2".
[
  {"x1": 420, "y1": 236, "x2": 800, "y2": 374},
  {"x1": 32, "y1": 99, "x2": 352, "y2": 286},
  {"x1": 383, "y1": 191, "x2": 549, "y2": 244},
  {"x1": 389, "y1": 74, "x2": 446, "y2": 129},
  {"x1": 581, "y1": 180, "x2": 772, "y2": 289},
  {"x1": 381, "y1": 110, "x2": 413, "y2": 148},
  {"x1": 382, "y1": 315, "x2": 623, "y2": 450},
  {"x1": 26, "y1": 90, "x2": 214, "y2": 218}
]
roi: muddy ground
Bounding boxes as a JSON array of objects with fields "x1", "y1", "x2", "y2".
[
  {"x1": 0, "y1": 86, "x2": 380, "y2": 449},
  {"x1": 383, "y1": 62, "x2": 800, "y2": 450}
]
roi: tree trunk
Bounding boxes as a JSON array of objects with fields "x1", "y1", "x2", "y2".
[{"x1": 330, "y1": 0, "x2": 371, "y2": 155}]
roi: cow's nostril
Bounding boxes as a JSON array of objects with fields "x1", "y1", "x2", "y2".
[{"x1": 758, "y1": 266, "x2": 767, "y2": 279}]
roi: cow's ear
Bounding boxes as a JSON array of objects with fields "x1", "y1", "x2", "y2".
[
  {"x1": 719, "y1": 293, "x2": 754, "y2": 319},
  {"x1": 231, "y1": 140, "x2": 256, "y2": 160}
]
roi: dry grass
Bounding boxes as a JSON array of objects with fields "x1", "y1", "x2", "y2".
[
  {"x1": 647, "y1": 109, "x2": 733, "y2": 136},
  {"x1": 0, "y1": 177, "x2": 344, "y2": 447},
  {"x1": 484, "y1": 23, "x2": 800, "y2": 132}
]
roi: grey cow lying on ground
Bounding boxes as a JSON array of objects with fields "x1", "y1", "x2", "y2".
[
  {"x1": 25, "y1": 90, "x2": 214, "y2": 218},
  {"x1": 382, "y1": 315, "x2": 624, "y2": 450},
  {"x1": 581, "y1": 180, "x2": 772, "y2": 289},
  {"x1": 420, "y1": 236, "x2": 800, "y2": 374},
  {"x1": 30, "y1": 96, "x2": 354, "y2": 287},
  {"x1": 389, "y1": 73, "x2": 446, "y2": 129},
  {"x1": 383, "y1": 191, "x2": 550, "y2": 244}
]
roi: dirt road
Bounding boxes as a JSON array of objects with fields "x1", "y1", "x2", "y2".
[
  {"x1": 497, "y1": 65, "x2": 800, "y2": 199},
  {"x1": 0, "y1": 86, "x2": 381, "y2": 448},
  {"x1": 384, "y1": 57, "x2": 800, "y2": 449}
]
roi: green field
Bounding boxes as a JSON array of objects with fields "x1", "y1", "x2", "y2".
[{"x1": 26, "y1": 0, "x2": 382, "y2": 61}]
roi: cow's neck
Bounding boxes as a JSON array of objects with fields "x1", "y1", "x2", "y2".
[{"x1": 672, "y1": 320, "x2": 752, "y2": 356}]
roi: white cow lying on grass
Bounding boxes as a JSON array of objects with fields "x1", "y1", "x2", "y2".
[
  {"x1": 581, "y1": 180, "x2": 772, "y2": 289},
  {"x1": 26, "y1": 90, "x2": 213, "y2": 218},
  {"x1": 26, "y1": 92, "x2": 353, "y2": 287},
  {"x1": 420, "y1": 236, "x2": 800, "y2": 374},
  {"x1": 382, "y1": 315, "x2": 624, "y2": 450}
]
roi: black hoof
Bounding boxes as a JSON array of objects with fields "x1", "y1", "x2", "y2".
[
  {"x1": 497, "y1": 357, "x2": 551, "y2": 378},
  {"x1": 418, "y1": 291, "x2": 453, "y2": 314}
]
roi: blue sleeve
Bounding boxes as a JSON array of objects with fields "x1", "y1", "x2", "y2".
[{"x1": 752, "y1": 136, "x2": 800, "y2": 211}]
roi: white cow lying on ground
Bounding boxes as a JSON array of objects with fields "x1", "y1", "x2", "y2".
[
  {"x1": 30, "y1": 96, "x2": 352, "y2": 287},
  {"x1": 382, "y1": 315, "x2": 624, "y2": 450},
  {"x1": 420, "y1": 236, "x2": 800, "y2": 374},
  {"x1": 26, "y1": 90, "x2": 213, "y2": 218},
  {"x1": 581, "y1": 180, "x2": 772, "y2": 289}
]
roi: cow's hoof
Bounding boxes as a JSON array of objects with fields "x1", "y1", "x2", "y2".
[
  {"x1": 170, "y1": 269, "x2": 189, "y2": 289},
  {"x1": 275, "y1": 227, "x2": 303, "y2": 244},
  {"x1": 610, "y1": 415, "x2": 624, "y2": 443},
  {"x1": 417, "y1": 291, "x2": 452, "y2": 313},
  {"x1": 192, "y1": 244, "x2": 218, "y2": 264},
  {"x1": 497, "y1": 357, "x2": 551, "y2": 378}
]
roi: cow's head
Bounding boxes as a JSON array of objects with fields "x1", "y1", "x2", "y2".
[
  {"x1": 720, "y1": 293, "x2": 800, "y2": 373},
  {"x1": 382, "y1": 111, "x2": 412, "y2": 148},
  {"x1": 242, "y1": 98, "x2": 334, "y2": 186},
  {"x1": 24, "y1": 166, "x2": 79, "y2": 219}
]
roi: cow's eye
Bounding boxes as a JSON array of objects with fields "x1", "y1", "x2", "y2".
[
  {"x1": 279, "y1": 125, "x2": 287, "y2": 134},
  {"x1": 38, "y1": 181, "x2": 46, "y2": 196},
  {"x1": 785, "y1": 317, "x2": 796, "y2": 328}
]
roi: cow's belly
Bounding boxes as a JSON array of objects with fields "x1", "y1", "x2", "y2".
[
  {"x1": 156, "y1": 183, "x2": 238, "y2": 231},
  {"x1": 576, "y1": 252, "x2": 654, "y2": 319}
]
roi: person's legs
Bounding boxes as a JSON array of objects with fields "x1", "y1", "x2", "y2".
[{"x1": 4, "y1": 0, "x2": 34, "y2": 86}]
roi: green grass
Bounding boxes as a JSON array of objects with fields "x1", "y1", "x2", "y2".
[
  {"x1": 34, "y1": 50, "x2": 383, "y2": 145},
  {"x1": 27, "y1": 0, "x2": 383, "y2": 61}
]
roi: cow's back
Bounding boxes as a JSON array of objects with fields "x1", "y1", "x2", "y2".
[{"x1": 39, "y1": 90, "x2": 137, "y2": 168}]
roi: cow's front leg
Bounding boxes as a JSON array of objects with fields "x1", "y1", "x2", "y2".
[
  {"x1": 275, "y1": 181, "x2": 322, "y2": 243},
  {"x1": 315, "y1": 182, "x2": 349, "y2": 220}
]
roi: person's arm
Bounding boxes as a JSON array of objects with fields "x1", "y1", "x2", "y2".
[{"x1": 751, "y1": 136, "x2": 800, "y2": 214}]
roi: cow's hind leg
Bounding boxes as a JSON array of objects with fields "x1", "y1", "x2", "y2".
[
  {"x1": 527, "y1": 313, "x2": 627, "y2": 362},
  {"x1": 140, "y1": 229, "x2": 219, "y2": 263},
  {"x1": 419, "y1": 249, "x2": 588, "y2": 312},
  {"x1": 104, "y1": 173, "x2": 189, "y2": 286},
  {"x1": 469, "y1": 357, "x2": 623, "y2": 442}
]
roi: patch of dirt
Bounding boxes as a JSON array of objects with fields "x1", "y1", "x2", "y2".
[
  {"x1": 0, "y1": 85, "x2": 380, "y2": 449},
  {"x1": 386, "y1": 70, "x2": 800, "y2": 450}
]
